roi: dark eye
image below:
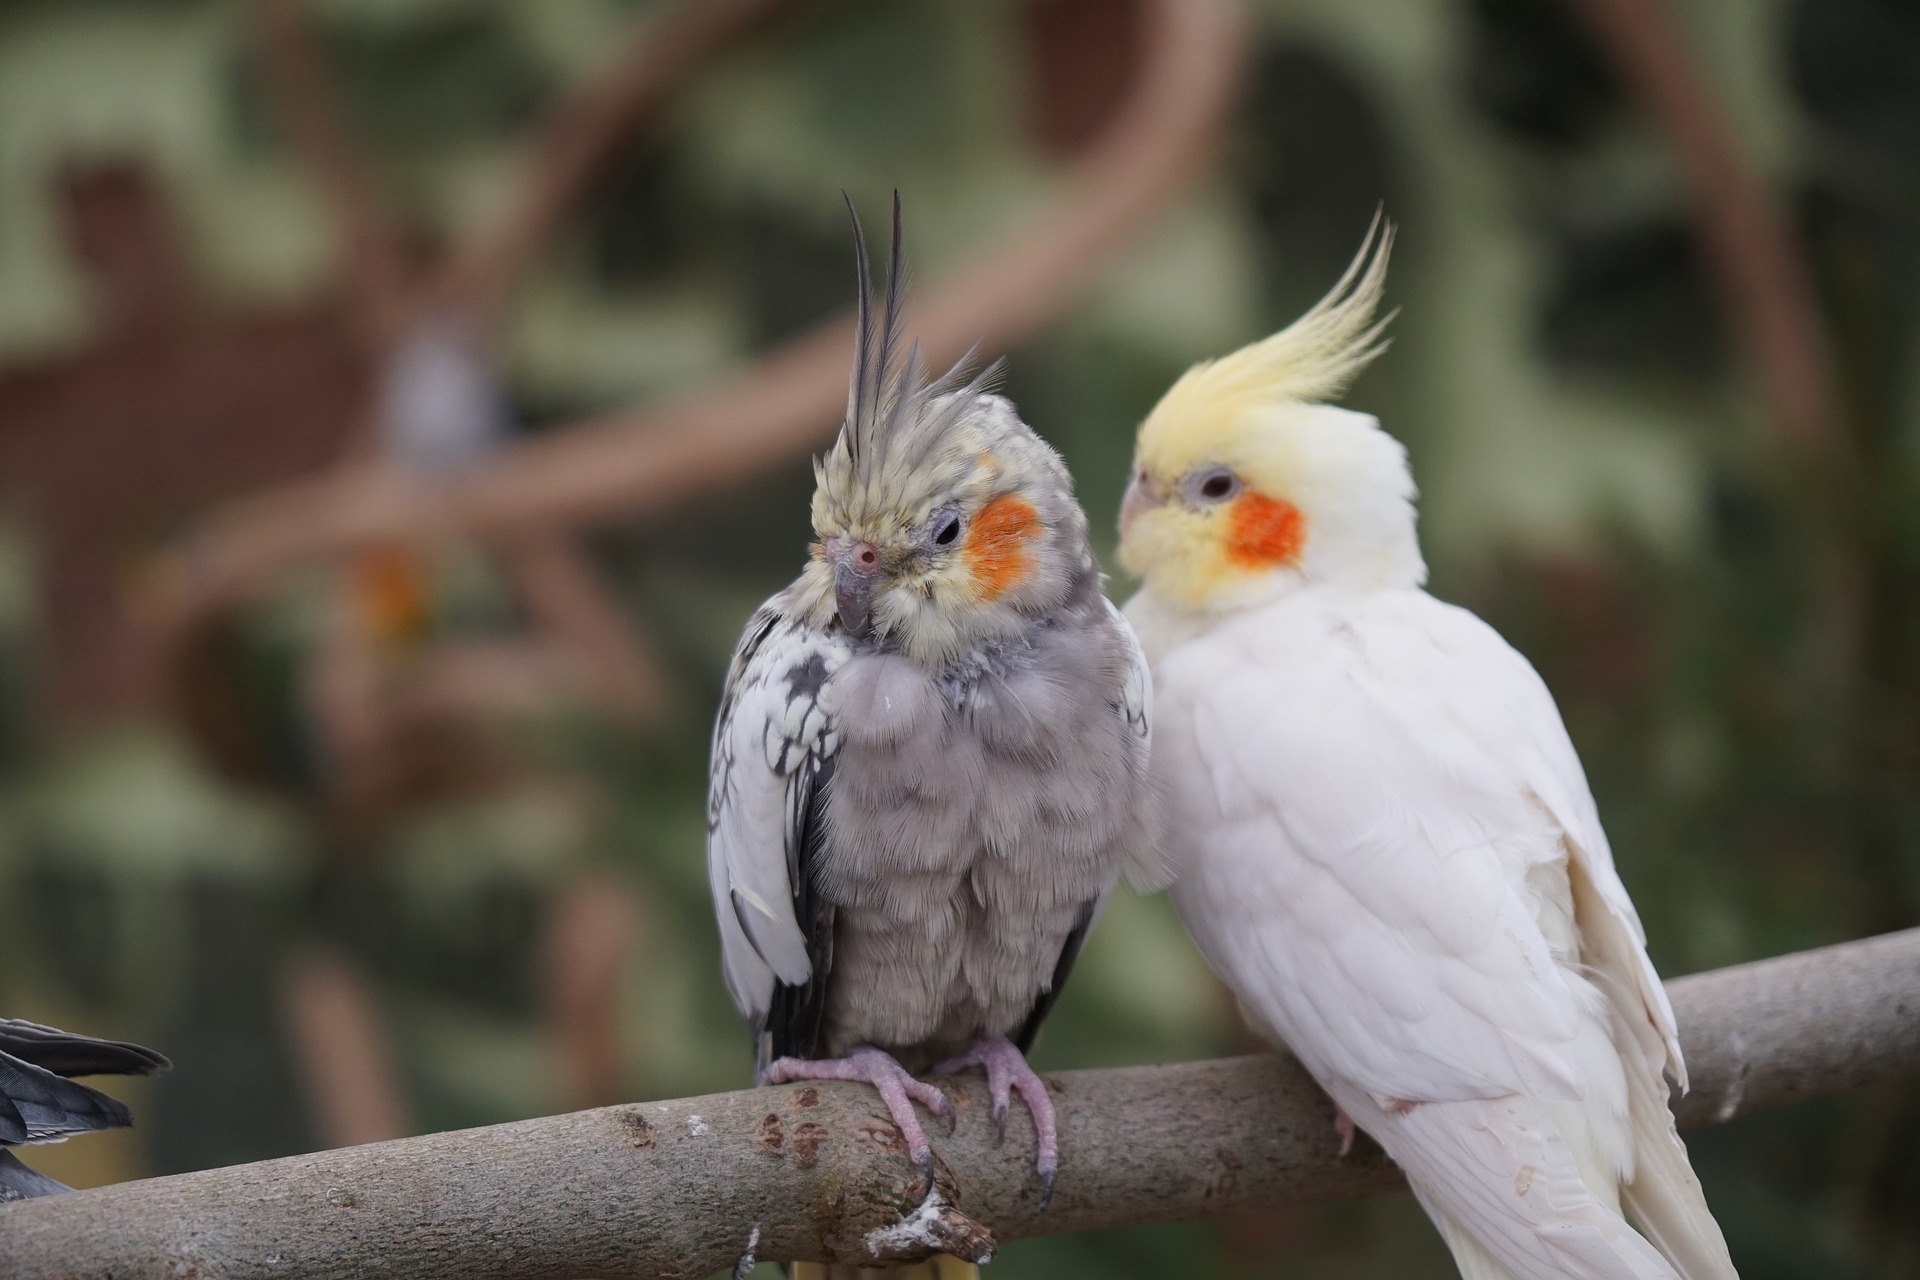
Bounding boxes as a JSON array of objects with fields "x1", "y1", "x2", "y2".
[
  {"x1": 934, "y1": 516, "x2": 962, "y2": 546},
  {"x1": 1195, "y1": 469, "x2": 1239, "y2": 502}
]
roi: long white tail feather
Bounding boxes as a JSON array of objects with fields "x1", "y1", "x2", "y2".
[
  {"x1": 1418, "y1": 1190, "x2": 1535, "y2": 1280},
  {"x1": 1336, "y1": 1083, "x2": 1680, "y2": 1280},
  {"x1": 1571, "y1": 854, "x2": 1738, "y2": 1279},
  {"x1": 1619, "y1": 1059, "x2": 1738, "y2": 1280}
]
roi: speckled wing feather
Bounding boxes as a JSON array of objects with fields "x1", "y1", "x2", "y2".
[{"x1": 706, "y1": 597, "x2": 852, "y2": 1043}]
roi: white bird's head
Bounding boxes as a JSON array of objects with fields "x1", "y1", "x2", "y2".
[
  {"x1": 804, "y1": 197, "x2": 1092, "y2": 669},
  {"x1": 1117, "y1": 218, "x2": 1426, "y2": 615}
]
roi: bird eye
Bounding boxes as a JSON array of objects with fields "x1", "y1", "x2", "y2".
[
  {"x1": 1193, "y1": 468, "x2": 1240, "y2": 503},
  {"x1": 934, "y1": 516, "x2": 962, "y2": 546}
]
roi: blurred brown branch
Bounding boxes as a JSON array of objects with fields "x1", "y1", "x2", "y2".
[
  {"x1": 140, "y1": 0, "x2": 1248, "y2": 654},
  {"x1": 247, "y1": 0, "x2": 412, "y2": 348},
  {"x1": 1570, "y1": 0, "x2": 1839, "y2": 446},
  {"x1": 544, "y1": 873, "x2": 648, "y2": 1109},
  {"x1": 433, "y1": 0, "x2": 812, "y2": 327},
  {"x1": 280, "y1": 948, "x2": 412, "y2": 1149},
  {"x1": 221, "y1": 0, "x2": 799, "y2": 788},
  {"x1": 3, "y1": 927, "x2": 1915, "y2": 1278}
]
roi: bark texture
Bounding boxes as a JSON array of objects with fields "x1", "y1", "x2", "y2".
[{"x1": 1, "y1": 928, "x2": 1915, "y2": 1278}]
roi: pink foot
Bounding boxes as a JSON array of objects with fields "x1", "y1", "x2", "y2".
[
  {"x1": 932, "y1": 1033, "x2": 1059, "y2": 1210},
  {"x1": 1334, "y1": 1108, "x2": 1356, "y2": 1158},
  {"x1": 764, "y1": 1047, "x2": 954, "y2": 1191}
]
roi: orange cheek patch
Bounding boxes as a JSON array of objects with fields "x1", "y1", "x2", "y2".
[
  {"x1": 1226, "y1": 492, "x2": 1307, "y2": 568},
  {"x1": 965, "y1": 495, "x2": 1040, "y2": 600}
]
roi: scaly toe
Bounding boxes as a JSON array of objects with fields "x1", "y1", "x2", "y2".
[
  {"x1": 762, "y1": 1049, "x2": 949, "y2": 1195},
  {"x1": 906, "y1": 1078, "x2": 954, "y2": 1121},
  {"x1": 929, "y1": 1049, "x2": 981, "y2": 1077}
]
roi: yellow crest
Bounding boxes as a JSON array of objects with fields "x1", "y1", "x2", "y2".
[{"x1": 1138, "y1": 215, "x2": 1394, "y2": 467}]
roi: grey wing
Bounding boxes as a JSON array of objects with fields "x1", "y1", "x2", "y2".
[
  {"x1": 0, "y1": 1051, "x2": 133, "y2": 1147},
  {"x1": 1107, "y1": 598, "x2": 1172, "y2": 891},
  {"x1": 706, "y1": 601, "x2": 851, "y2": 1029},
  {"x1": 1013, "y1": 899, "x2": 1098, "y2": 1053}
]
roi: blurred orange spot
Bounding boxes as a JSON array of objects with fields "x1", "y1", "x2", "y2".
[
  {"x1": 351, "y1": 545, "x2": 430, "y2": 645},
  {"x1": 1227, "y1": 492, "x2": 1306, "y2": 568},
  {"x1": 966, "y1": 495, "x2": 1039, "y2": 599}
]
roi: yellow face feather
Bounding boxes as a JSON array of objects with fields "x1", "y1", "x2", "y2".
[{"x1": 1119, "y1": 219, "x2": 1424, "y2": 612}]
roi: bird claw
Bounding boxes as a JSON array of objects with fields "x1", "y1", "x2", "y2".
[
  {"x1": 764, "y1": 1047, "x2": 949, "y2": 1195},
  {"x1": 913, "y1": 1147, "x2": 937, "y2": 1199},
  {"x1": 1334, "y1": 1108, "x2": 1356, "y2": 1159},
  {"x1": 932, "y1": 1033, "x2": 1060, "y2": 1209}
]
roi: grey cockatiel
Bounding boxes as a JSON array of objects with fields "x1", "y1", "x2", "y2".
[
  {"x1": 706, "y1": 199, "x2": 1163, "y2": 1271},
  {"x1": 0, "y1": 1018, "x2": 170, "y2": 1201}
]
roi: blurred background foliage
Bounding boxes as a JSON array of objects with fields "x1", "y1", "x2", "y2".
[{"x1": 0, "y1": 0, "x2": 1916, "y2": 1276}]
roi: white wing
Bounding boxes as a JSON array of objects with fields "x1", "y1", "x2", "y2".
[
  {"x1": 1151, "y1": 585, "x2": 1668, "y2": 1107},
  {"x1": 707, "y1": 599, "x2": 851, "y2": 1024}
]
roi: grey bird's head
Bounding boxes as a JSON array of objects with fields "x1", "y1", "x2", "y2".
[{"x1": 803, "y1": 195, "x2": 1093, "y2": 670}]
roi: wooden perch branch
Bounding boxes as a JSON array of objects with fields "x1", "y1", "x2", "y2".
[{"x1": 3, "y1": 928, "x2": 1915, "y2": 1279}]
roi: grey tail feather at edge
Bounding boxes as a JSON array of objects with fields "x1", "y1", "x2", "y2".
[
  {"x1": 0, "y1": 1019, "x2": 171, "y2": 1078},
  {"x1": 0, "y1": 1149, "x2": 72, "y2": 1201}
]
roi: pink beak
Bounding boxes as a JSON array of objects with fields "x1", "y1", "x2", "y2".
[
  {"x1": 829, "y1": 536, "x2": 882, "y2": 638},
  {"x1": 1119, "y1": 468, "x2": 1164, "y2": 537}
]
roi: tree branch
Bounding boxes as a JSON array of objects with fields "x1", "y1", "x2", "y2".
[{"x1": 2, "y1": 928, "x2": 1915, "y2": 1278}]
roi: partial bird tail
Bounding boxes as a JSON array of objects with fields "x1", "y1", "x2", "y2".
[
  {"x1": 0, "y1": 1019, "x2": 171, "y2": 1079},
  {"x1": 1334, "y1": 1084, "x2": 1682, "y2": 1280},
  {"x1": 792, "y1": 1255, "x2": 979, "y2": 1280},
  {"x1": 0, "y1": 1149, "x2": 71, "y2": 1202},
  {"x1": 0, "y1": 1018, "x2": 171, "y2": 1200},
  {"x1": 0, "y1": 1050, "x2": 138, "y2": 1147},
  {"x1": 1618, "y1": 1059, "x2": 1738, "y2": 1280}
]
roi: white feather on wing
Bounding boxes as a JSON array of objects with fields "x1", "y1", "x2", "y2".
[{"x1": 706, "y1": 601, "x2": 851, "y2": 1022}]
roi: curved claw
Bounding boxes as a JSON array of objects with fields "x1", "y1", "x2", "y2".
[
  {"x1": 914, "y1": 1147, "x2": 937, "y2": 1199},
  {"x1": 930, "y1": 1033, "x2": 1060, "y2": 1208}
]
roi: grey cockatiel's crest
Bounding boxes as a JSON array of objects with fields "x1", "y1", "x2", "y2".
[
  {"x1": 0, "y1": 1018, "x2": 170, "y2": 1202},
  {"x1": 706, "y1": 198, "x2": 1163, "y2": 1267}
]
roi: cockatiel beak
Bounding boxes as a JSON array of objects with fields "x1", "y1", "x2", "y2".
[
  {"x1": 828, "y1": 536, "x2": 883, "y2": 639},
  {"x1": 1118, "y1": 467, "x2": 1165, "y2": 537}
]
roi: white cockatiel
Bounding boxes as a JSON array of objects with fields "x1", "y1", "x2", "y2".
[{"x1": 1116, "y1": 221, "x2": 1738, "y2": 1280}]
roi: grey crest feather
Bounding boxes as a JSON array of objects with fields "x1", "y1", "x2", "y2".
[{"x1": 832, "y1": 193, "x2": 999, "y2": 502}]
